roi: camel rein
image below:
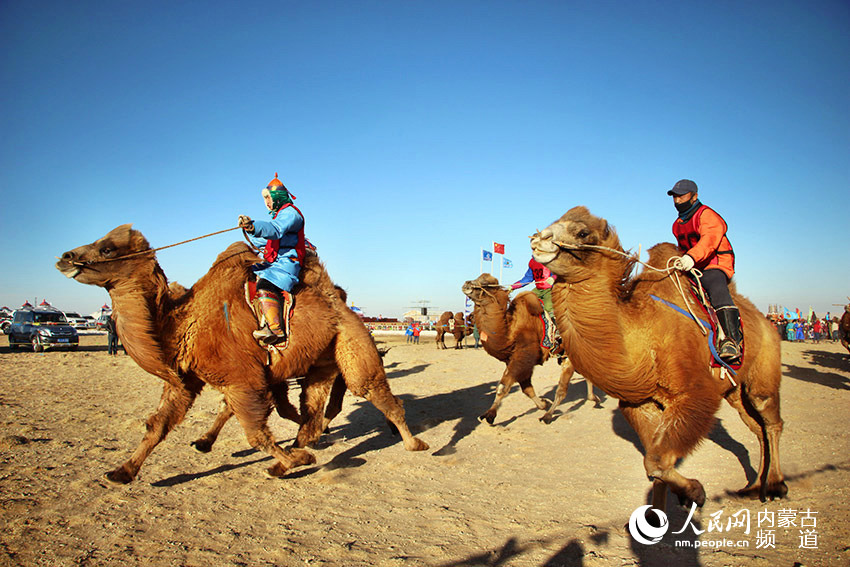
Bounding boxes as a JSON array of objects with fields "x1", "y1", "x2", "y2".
[
  {"x1": 66, "y1": 226, "x2": 244, "y2": 266},
  {"x1": 549, "y1": 240, "x2": 710, "y2": 336}
]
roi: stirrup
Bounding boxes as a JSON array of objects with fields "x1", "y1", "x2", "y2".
[
  {"x1": 252, "y1": 325, "x2": 286, "y2": 346},
  {"x1": 718, "y1": 339, "x2": 741, "y2": 364}
]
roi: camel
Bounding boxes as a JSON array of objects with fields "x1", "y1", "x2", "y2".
[
  {"x1": 435, "y1": 311, "x2": 464, "y2": 349},
  {"x1": 530, "y1": 206, "x2": 786, "y2": 511},
  {"x1": 452, "y1": 312, "x2": 470, "y2": 347},
  {"x1": 56, "y1": 224, "x2": 428, "y2": 483},
  {"x1": 840, "y1": 304, "x2": 850, "y2": 356},
  {"x1": 462, "y1": 273, "x2": 599, "y2": 425}
]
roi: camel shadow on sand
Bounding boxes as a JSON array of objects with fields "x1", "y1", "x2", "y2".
[{"x1": 784, "y1": 354, "x2": 850, "y2": 390}]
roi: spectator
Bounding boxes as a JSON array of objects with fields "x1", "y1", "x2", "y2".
[{"x1": 105, "y1": 314, "x2": 119, "y2": 355}]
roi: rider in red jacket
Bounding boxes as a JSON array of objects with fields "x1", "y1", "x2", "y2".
[{"x1": 669, "y1": 179, "x2": 743, "y2": 364}]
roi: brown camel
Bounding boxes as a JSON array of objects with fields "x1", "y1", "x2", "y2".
[
  {"x1": 56, "y1": 224, "x2": 428, "y2": 483},
  {"x1": 841, "y1": 305, "x2": 850, "y2": 356},
  {"x1": 451, "y1": 311, "x2": 468, "y2": 348},
  {"x1": 462, "y1": 273, "x2": 599, "y2": 425},
  {"x1": 435, "y1": 311, "x2": 460, "y2": 349},
  {"x1": 530, "y1": 206, "x2": 786, "y2": 511}
]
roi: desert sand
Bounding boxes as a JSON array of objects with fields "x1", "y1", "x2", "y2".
[{"x1": 1, "y1": 331, "x2": 848, "y2": 566}]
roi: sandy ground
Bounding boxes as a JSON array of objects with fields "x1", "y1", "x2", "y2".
[{"x1": 1, "y1": 331, "x2": 849, "y2": 567}]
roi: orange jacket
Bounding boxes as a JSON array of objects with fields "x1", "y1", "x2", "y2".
[{"x1": 672, "y1": 205, "x2": 735, "y2": 279}]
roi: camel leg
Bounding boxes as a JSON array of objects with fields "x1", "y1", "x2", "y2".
[
  {"x1": 226, "y1": 386, "x2": 316, "y2": 478},
  {"x1": 725, "y1": 384, "x2": 787, "y2": 500},
  {"x1": 269, "y1": 380, "x2": 301, "y2": 424},
  {"x1": 479, "y1": 367, "x2": 517, "y2": 425},
  {"x1": 620, "y1": 401, "x2": 707, "y2": 509},
  {"x1": 335, "y1": 325, "x2": 428, "y2": 452},
  {"x1": 191, "y1": 398, "x2": 233, "y2": 453},
  {"x1": 322, "y1": 374, "x2": 348, "y2": 432},
  {"x1": 108, "y1": 380, "x2": 202, "y2": 483},
  {"x1": 540, "y1": 360, "x2": 576, "y2": 424},
  {"x1": 295, "y1": 364, "x2": 339, "y2": 448}
]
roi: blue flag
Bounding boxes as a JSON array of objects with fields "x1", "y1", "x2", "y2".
[
  {"x1": 482, "y1": 250, "x2": 493, "y2": 261},
  {"x1": 502, "y1": 257, "x2": 512, "y2": 268}
]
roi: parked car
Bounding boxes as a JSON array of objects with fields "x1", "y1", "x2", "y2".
[
  {"x1": 0, "y1": 316, "x2": 11, "y2": 334},
  {"x1": 8, "y1": 306, "x2": 79, "y2": 352},
  {"x1": 82, "y1": 315, "x2": 97, "y2": 328},
  {"x1": 62, "y1": 311, "x2": 88, "y2": 329}
]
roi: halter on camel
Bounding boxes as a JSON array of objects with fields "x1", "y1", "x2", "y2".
[
  {"x1": 545, "y1": 238, "x2": 739, "y2": 383},
  {"x1": 61, "y1": 225, "x2": 293, "y2": 354}
]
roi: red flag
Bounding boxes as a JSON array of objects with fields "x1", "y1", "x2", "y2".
[{"x1": 493, "y1": 242, "x2": 505, "y2": 254}]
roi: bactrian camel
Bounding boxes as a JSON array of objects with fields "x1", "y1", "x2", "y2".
[
  {"x1": 435, "y1": 311, "x2": 468, "y2": 349},
  {"x1": 531, "y1": 206, "x2": 786, "y2": 511},
  {"x1": 462, "y1": 273, "x2": 599, "y2": 425},
  {"x1": 56, "y1": 225, "x2": 428, "y2": 482}
]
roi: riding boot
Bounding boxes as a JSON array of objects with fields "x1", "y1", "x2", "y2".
[
  {"x1": 253, "y1": 289, "x2": 287, "y2": 345},
  {"x1": 716, "y1": 306, "x2": 744, "y2": 364}
]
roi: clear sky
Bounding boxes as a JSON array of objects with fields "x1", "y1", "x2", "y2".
[{"x1": 1, "y1": 1, "x2": 848, "y2": 320}]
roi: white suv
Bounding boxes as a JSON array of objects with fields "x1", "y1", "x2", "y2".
[{"x1": 63, "y1": 312, "x2": 88, "y2": 329}]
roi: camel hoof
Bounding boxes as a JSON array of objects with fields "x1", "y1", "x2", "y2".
[
  {"x1": 404, "y1": 437, "x2": 430, "y2": 452},
  {"x1": 265, "y1": 462, "x2": 290, "y2": 478},
  {"x1": 675, "y1": 480, "x2": 706, "y2": 508},
  {"x1": 539, "y1": 413, "x2": 554, "y2": 424},
  {"x1": 478, "y1": 413, "x2": 496, "y2": 426},
  {"x1": 105, "y1": 466, "x2": 135, "y2": 484},
  {"x1": 736, "y1": 481, "x2": 788, "y2": 501},
  {"x1": 288, "y1": 448, "x2": 317, "y2": 468},
  {"x1": 190, "y1": 439, "x2": 214, "y2": 453}
]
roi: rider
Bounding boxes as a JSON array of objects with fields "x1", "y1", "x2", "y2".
[
  {"x1": 510, "y1": 258, "x2": 556, "y2": 317},
  {"x1": 668, "y1": 179, "x2": 743, "y2": 364},
  {"x1": 238, "y1": 173, "x2": 305, "y2": 345}
]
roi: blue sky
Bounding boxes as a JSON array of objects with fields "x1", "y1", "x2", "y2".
[{"x1": 1, "y1": 1, "x2": 848, "y2": 319}]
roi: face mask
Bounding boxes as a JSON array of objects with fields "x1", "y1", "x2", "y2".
[{"x1": 674, "y1": 200, "x2": 693, "y2": 213}]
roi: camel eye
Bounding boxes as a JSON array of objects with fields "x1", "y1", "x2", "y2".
[
  {"x1": 100, "y1": 246, "x2": 115, "y2": 257},
  {"x1": 577, "y1": 229, "x2": 590, "y2": 239}
]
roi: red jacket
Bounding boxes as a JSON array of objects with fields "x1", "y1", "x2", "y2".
[{"x1": 672, "y1": 204, "x2": 735, "y2": 278}]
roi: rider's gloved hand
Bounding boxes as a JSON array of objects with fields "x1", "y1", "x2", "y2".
[
  {"x1": 675, "y1": 254, "x2": 695, "y2": 271},
  {"x1": 238, "y1": 215, "x2": 254, "y2": 234}
]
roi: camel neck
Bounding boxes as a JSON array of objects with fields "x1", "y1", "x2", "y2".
[
  {"x1": 474, "y1": 298, "x2": 512, "y2": 357},
  {"x1": 107, "y1": 266, "x2": 183, "y2": 387},
  {"x1": 553, "y1": 277, "x2": 655, "y2": 403}
]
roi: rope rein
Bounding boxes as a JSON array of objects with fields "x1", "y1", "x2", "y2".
[
  {"x1": 70, "y1": 226, "x2": 242, "y2": 266},
  {"x1": 549, "y1": 240, "x2": 710, "y2": 336}
]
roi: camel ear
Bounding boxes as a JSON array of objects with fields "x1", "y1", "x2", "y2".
[{"x1": 601, "y1": 220, "x2": 610, "y2": 239}]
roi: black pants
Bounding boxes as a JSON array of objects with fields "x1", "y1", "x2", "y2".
[{"x1": 700, "y1": 269, "x2": 735, "y2": 309}]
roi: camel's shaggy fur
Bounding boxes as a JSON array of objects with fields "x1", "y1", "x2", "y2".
[
  {"x1": 531, "y1": 206, "x2": 786, "y2": 510},
  {"x1": 56, "y1": 224, "x2": 428, "y2": 483},
  {"x1": 462, "y1": 273, "x2": 599, "y2": 425},
  {"x1": 435, "y1": 311, "x2": 468, "y2": 349}
]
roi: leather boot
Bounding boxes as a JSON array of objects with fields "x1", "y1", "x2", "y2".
[
  {"x1": 253, "y1": 289, "x2": 287, "y2": 345},
  {"x1": 716, "y1": 306, "x2": 743, "y2": 364}
]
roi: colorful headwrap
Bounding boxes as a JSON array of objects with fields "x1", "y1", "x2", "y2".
[
  {"x1": 264, "y1": 172, "x2": 295, "y2": 215},
  {"x1": 267, "y1": 188, "x2": 293, "y2": 214}
]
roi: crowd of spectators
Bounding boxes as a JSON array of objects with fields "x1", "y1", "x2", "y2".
[{"x1": 769, "y1": 314, "x2": 842, "y2": 344}]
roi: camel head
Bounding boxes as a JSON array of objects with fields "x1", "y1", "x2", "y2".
[
  {"x1": 530, "y1": 206, "x2": 623, "y2": 282},
  {"x1": 462, "y1": 273, "x2": 508, "y2": 309},
  {"x1": 56, "y1": 224, "x2": 153, "y2": 288}
]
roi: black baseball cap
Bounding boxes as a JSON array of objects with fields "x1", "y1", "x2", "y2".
[{"x1": 668, "y1": 179, "x2": 698, "y2": 196}]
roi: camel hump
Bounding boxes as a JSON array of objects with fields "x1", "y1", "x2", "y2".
[
  {"x1": 645, "y1": 242, "x2": 679, "y2": 270},
  {"x1": 514, "y1": 292, "x2": 544, "y2": 316}
]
